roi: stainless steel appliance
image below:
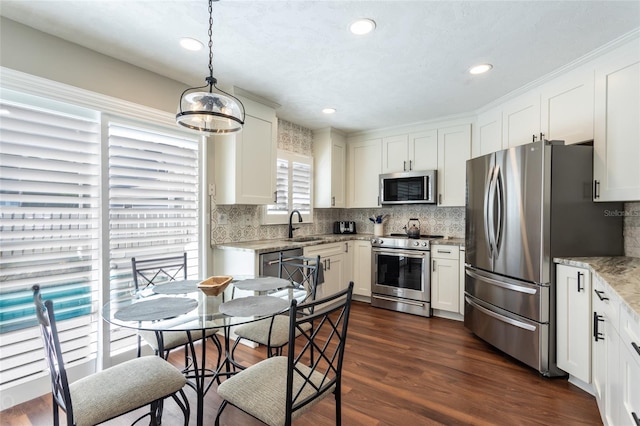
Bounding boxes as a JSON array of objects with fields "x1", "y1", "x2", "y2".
[
  {"x1": 379, "y1": 170, "x2": 437, "y2": 205},
  {"x1": 260, "y1": 248, "x2": 304, "y2": 281},
  {"x1": 465, "y1": 140, "x2": 623, "y2": 377},
  {"x1": 333, "y1": 221, "x2": 357, "y2": 234},
  {"x1": 371, "y1": 233, "x2": 443, "y2": 317}
]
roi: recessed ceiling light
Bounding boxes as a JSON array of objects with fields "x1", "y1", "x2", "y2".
[
  {"x1": 322, "y1": 108, "x2": 336, "y2": 114},
  {"x1": 180, "y1": 37, "x2": 204, "y2": 51},
  {"x1": 350, "y1": 19, "x2": 376, "y2": 35},
  {"x1": 469, "y1": 64, "x2": 493, "y2": 75}
]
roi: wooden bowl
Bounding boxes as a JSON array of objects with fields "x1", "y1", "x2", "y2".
[{"x1": 198, "y1": 275, "x2": 232, "y2": 296}]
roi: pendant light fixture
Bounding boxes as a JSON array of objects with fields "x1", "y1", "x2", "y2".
[{"x1": 176, "y1": 0, "x2": 245, "y2": 133}]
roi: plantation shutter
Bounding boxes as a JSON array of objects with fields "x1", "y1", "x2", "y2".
[
  {"x1": 263, "y1": 151, "x2": 313, "y2": 224},
  {"x1": 107, "y1": 120, "x2": 200, "y2": 352},
  {"x1": 292, "y1": 159, "x2": 311, "y2": 214},
  {"x1": 0, "y1": 95, "x2": 101, "y2": 386}
]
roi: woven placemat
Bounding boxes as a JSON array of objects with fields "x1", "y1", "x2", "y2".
[
  {"x1": 233, "y1": 276, "x2": 292, "y2": 292},
  {"x1": 152, "y1": 280, "x2": 200, "y2": 295},
  {"x1": 219, "y1": 296, "x2": 289, "y2": 317},
  {"x1": 114, "y1": 297, "x2": 198, "y2": 321}
]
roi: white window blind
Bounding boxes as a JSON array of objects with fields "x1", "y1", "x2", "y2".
[
  {"x1": 107, "y1": 120, "x2": 200, "y2": 353},
  {"x1": 263, "y1": 150, "x2": 312, "y2": 224},
  {"x1": 0, "y1": 96, "x2": 101, "y2": 386}
]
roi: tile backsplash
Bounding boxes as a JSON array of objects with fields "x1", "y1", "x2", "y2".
[{"x1": 624, "y1": 202, "x2": 640, "y2": 258}]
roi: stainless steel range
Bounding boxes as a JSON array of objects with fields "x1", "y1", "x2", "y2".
[{"x1": 371, "y1": 234, "x2": 443, "y2": 317}]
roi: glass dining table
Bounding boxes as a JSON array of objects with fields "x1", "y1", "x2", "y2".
[{"x1": 102, "y1": 276, "x2": 305, "y2": 426}]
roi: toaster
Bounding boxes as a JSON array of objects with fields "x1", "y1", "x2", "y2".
[{"x1": 333, "y1": 221, "x2": 357, "y2": 234}]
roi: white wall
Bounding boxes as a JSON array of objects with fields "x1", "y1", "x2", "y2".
[{"x1": 0, "y1": 17, "x2": 187, "y2": 113}]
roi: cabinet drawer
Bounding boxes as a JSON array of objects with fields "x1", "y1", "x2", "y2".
[
  {"x1": 593, "y1": 275, "x2": 619, "y2": 327},
  {"x1": 303, "y1": 242, "x2": 346, "y2": 258},
  {"x1": 620, "y1": 306, "x2": 640, "y2": 365},
  {"x1": 431, "y1": 245, "x2": 459, "y2": 260}
]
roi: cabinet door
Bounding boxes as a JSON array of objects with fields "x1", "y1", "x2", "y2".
[
  {"x1": 431, "y1": 257, "x2": 459, "y2": 311},
  {"x1": 594, "y1": 40, "x2": 640, "y2": 202},
  {"x1": 352, "y1": 240, "x2": 372, "y2": 297},
  {"x1": 347, "y1": 138, "x2": 382, "y2": 208},
  {"x1": 330, "y1": 139, "x2": 346, "y2": 207},
  {"x1": 313, "y1": 128, "x2": 346, "y2": 208},
  {"x1": 592, "y1": 287, "x2": 607, "y2": 405},
  {"x1": 214, "y1": 98, "x2": 277, "y2": 205},
  {"x1": 620, "y1": 335, "x2": 640, "y2": 426},
  {"x1": 540, "y1": 67, "x2": 594, "y2": 145},
  {"x1": 556, "y1": 264, "x2": 591, "y2": 382},
  {"x1": 437, "y1": 124, "x2": 470, "y2": 206},
  {"x1": 502, "y1": 91, "x2": 541, "y2": 148},
  {"x1": 409, "y1": 130, "x2": 438, "y2": 172},
  {"x1": 474, "y1": 108, "x2": 503, "y2": 158},
  {"x1": 319, "y1": 253, "x2": 344, "y2": 300},
  {"x1": 381, "y1": 134, "x2": 409, "y2": 173}
]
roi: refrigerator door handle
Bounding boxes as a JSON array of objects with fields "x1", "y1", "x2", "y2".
[
  {"x1": 494, "y1": 165, "x2": 504, "y2": 254},
  {"x1": 484, "y1": 168, "x2": 495, "y2": 259},
  {"x1": 487, "y1": 165, "x2": 500, "y2": 258},
  {"x1": 465, "y1": 295, "x2": 537, "y2": 331},
  {"x1": 466, "y1": 268, "x2": 537, "y2": 295}
]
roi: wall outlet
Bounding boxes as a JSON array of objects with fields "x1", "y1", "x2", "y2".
[{"x1": 217, "y1": 212, "x2": 228, "y2": 225}]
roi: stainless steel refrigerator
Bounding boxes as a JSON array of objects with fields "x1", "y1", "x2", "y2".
[{"x1": 464, "y1": 140, "x2": 623, "y2": 377}]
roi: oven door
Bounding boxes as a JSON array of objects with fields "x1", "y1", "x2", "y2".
[{"x1": 372, "y1": 248, "x2": 430, "y2": 302}]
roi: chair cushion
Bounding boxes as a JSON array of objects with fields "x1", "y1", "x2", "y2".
[
  {"x1": 234, "y1": 316, "x2": 311, "y2": 348},
  {"x1": 140, "y1": 328, "x2": 217, "y2": 352},
  {"x1": 217, "y1": 356, "x2": 334, "y2": 426},
  {"x1": 69, "y1": 356, "x2": 186, "y2": 426}
]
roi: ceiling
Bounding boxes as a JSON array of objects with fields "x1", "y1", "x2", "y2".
[{"x1": 1, "y1": 1, "x2": 639, "y2": 134}]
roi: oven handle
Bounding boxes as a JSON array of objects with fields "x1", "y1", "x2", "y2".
[
  {"x1": 372, "y1": 248, "x2": 427, "y2": 258},
  {"x1": 372, "y1": 295, "x2": 427, "y2": 307}
]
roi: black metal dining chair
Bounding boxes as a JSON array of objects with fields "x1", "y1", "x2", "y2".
[
  {"x1": 230, "y1": 253, "x2": 321, "y2": 358},
  {"x1": 131, "y1": 253, "x2": 222, "y2": 367},
  {"x1": 215, "y1": 282, "x2": 354, "y2": 426},
  {"x1": 32, "y1": 285, "x2": 190, "y2": 426}
]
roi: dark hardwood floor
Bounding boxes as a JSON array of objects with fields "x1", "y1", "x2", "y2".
[{"x1": 1, "y1": 301, "x2": 602, "y2": 425}]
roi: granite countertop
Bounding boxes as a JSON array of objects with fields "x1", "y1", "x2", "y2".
[
  {"x1": 214, "y1": 234, "x2": 465, "y2": 254},
  {"x1": 555, "y1": 256, "x2": 640, "y2": 321}
]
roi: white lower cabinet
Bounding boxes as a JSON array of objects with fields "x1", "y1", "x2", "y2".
[
  {"x1": 556, "y1": 264, "x2": 592, "y2": 383},
  {"x1": 351, "y1": 240, "x2": 371, "y2": 297},
  {"x1": 430, "y1": 245, "x2": 460, "y2": 312},
  {"x1": 303, "y1": 242, "x2": 347, "y2": 300},
  {"x1": 619, "y1": 306, "x2": 640, "y2": 425},
  {"x1": 591, "y1": 275, "x2": 621, "y2": 426}
]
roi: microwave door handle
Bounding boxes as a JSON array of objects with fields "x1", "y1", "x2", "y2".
[{"x1": 424, "y1": 176, "x2": 429, "y2": 201}]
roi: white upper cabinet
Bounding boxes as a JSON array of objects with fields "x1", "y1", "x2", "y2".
[
  {"x1": 474, "y1": 107, "x2": 503, "y2": 158},
  {"x1": 381, "y1": 130, "x2": 438, "y2": 173},
  {"x1": 593, "y1": 39, "x2": 640, "y2": 202},
  {"x1": 213, "y1": 96, "x2": 277, "y2": 205},
  {"x1": 502, "y1": 90, "x2": 541, "y2": 148},
  {"x1": 540, "y1": 66, "x2": 595, "y2": 145},
  {"x1": 347, "y1": 138, "x2": 382, "y2": 208},
  {"x1": 381, "y1": 134, "x2": 410, "y2": 173},
  {"x1": 313, "y1": 128, "x2": 346, "y2": 208},
  {"x1": 437, "y1": 124, "x2": 471, "y2": 206}
]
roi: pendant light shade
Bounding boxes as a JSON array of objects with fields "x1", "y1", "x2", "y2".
[{"x1": 176, "y1": 0, "x2": 244, "y2": 134}]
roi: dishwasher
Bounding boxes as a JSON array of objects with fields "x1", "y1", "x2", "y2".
[{"x1": 259, "y1": 248, "x2": 304, "y2": 282}]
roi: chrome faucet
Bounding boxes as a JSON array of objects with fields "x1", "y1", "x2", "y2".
[{"x1": 288, "y1": 210, "x2": 302, "y2": 238}]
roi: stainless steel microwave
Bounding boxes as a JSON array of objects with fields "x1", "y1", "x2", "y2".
[{"x1": 379, "y1": 170, "x2": 437, "y2": 205}]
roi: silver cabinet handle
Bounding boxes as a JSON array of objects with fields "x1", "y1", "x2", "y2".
[
  {"x1": 403, "y1": 160, "x2": 407, "y2": 171},
  {"x1": 331, "y1": 196, "x2": 335, "y2": 206},
  {"x1": 432, "y1": 259, "x2": 436, "y2": 272}
]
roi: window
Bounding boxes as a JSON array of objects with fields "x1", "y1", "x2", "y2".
[
  {"x1": 262, "y1": 150, "x2": 313, "y2": 225},
  {"x1": 0, "y1": 87, "x2": 200, "y2": 398}
]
